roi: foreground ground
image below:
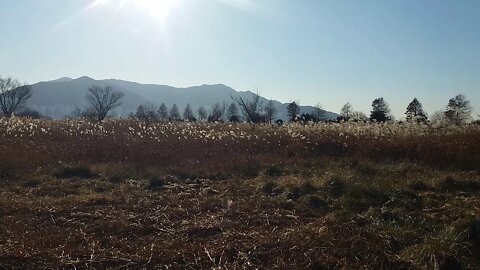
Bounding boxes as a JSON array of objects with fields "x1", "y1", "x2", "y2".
[{"x1": 0, "y1": 119, "x2": 479, "y2": 269}]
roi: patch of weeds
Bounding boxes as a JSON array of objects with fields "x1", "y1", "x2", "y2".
[
  {"x1": 261, "y1": 181, "x2": 283, "y2": 195},
  {"x1": 108, "y1": 175, "x2": 125, "y2": 184},
  {"x1": 147, "y1": 176, "x2": 165, "y2": 191},
  {"x1": 325, "y1": 177, "x2": 346, "y2": 197},
  {"x1": 286, "y1": 181, "x2": 317, "y2": 200},
  {"x1": 438, "y1": 176, "x2": 480, "y2": 192},
  {"x1": 385, "y1": 189, "x2": 422, "y2": 210},
  {"x1": 339, "y1": 185, "x2": 389, "y2": 213},
  {"x1": 22, "y1": 178, "x2": 41, "y2": 188},
  {"x1": 266, "y1": 165, "x2": 283, "y2": 177},
  {"x1": 409, "y1": 180, "x2": 433, "y2": 191},
  {"x1": 355, "y1": 162, "x2": 378, "y2": 177},
  {"x1": 54, "y1": 165, "x2": 97, "y2": 179},
  {"x1": 402, "y1": 221, "x2": 473, "y2": 270},
  {"x1": 306, "y1": 195, "x2": 329, "y2": 210}
]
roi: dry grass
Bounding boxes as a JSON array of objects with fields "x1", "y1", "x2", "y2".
[{"x1": 1, "y1": 118, "x2": 480, "y2": 269}]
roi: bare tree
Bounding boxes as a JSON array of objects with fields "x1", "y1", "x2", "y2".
[
  {"x1": 0, "y1": 76, "x2": 32, "y2": 117},
  {"x1": 85, "y1": 85, "x2": 125, "y2": 122},
  {"x1": 135, "y1": 104, "x2": 158, "y2": 123},
  {"x1": 312, "y1": 103, "x2": 326, "y2": 122},
  {"x1": 431, "y1": 110, "x2": 447, "y2": 125},
  {"x1": 444, "y1": 94, "x2": 473, "y2": 125},
  {"x1": 339, "y1": 103, "x2": 353, "y2": 121},
  {"x1": 231, "y1": 91, "x2": 264, "y2": 123},
  {"x1": 264, "y1": 100, "x2": 277, "y2": 123},
  {"x1": 208, "y1": 102, "x2": 225, "y2": 122}
]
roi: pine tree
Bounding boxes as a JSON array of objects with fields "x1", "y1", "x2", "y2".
[
  {"x1": 169, "y1": 104, "x2": 180, "y2": 121},
  {"x1": 197, "y1": 106, "x2": 207, "y2": 122},
  {"x1": 370, "y1": 98, "x2": 391, "y2": 122},
  {"x1": 405, "y1": 98, "x2": 428, "y2": 123},
  {"x1": 226, "y1": 102, "x2": 240, "y2": 122},
  {"x1": 183, "y1": 104, "x2": 195, "y2": 122},
  {"x1": 286, "y1": 101, "x2": 300, "y2": 122},
  {"x1": 158, "y1": 103, "x2": 169, "y2": 121}
]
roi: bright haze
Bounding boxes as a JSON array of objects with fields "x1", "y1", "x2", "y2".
[{"x1": 1, "y1": 0, "x2": 479, "y2": 118}]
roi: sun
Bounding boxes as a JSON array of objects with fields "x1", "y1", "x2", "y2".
[
  {"x1": 88, "y1": 0, "x2": 180, "y2": 22},
  {"x1": 132, "y1": 0, "x2": 179, "y2": 22}
]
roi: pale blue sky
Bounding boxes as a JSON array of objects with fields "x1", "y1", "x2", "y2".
[{"x1": 1, "y1": 0, "x2": 479, "y2": 118}]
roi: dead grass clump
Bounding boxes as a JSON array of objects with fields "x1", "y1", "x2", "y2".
[
  {"x1": 261, "y1": 181, "x2": 276, "y2": 195},
  {"x1": 409, "y1": 179, "x2": 433, "y2": 191},
  {"x1": 266, "y1": 165, "x2": 283, "y2": 177},
  {"x1": 286, "y1": 181, "x2": 317, "y2": 200},
  {"x1": 22, "y1": 178, "x2": 41, "y2": 188},
  {"x1": 90, "y1": 163, "x2": 136, "y2": 183},
  {"x1": 53, "y1": 165, "x2": 97, "y2": 179},
  {"x1": 438, "y1": 176, "x2": 480, "y2": 192},
  {"x1": 305, "y1": 195, "x2": 328, "y2": 210},
  {"x1": 147, "y1": 176, "x2": 165, "y2": 191},
  {"x1": 324, "y1": 177, "x2": 347, "y2": 197}
]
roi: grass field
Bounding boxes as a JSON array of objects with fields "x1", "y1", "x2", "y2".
[{"x1": 1, "y1": 118, "x2": 479, "y2": 269}]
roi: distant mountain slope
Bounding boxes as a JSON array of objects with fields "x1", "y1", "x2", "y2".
[{"x1": 28, "y1": 77, "x2": 338, "y2": 120}]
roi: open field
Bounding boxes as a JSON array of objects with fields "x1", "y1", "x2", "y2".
[{"x1": 1, "y1": 118, "x2": 480, "y2": 269}]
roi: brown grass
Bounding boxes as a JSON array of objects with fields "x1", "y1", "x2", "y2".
[{"x1": 0, "y1": 119, "x2": 479, "y2": 269}]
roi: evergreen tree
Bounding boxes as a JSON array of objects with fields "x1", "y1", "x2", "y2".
[
  {"x1": 158, "y1": 103, "x2": 169, "y2": 121},
  {"x1": 370, "y1": 97, "x2": 391, "y2": 122},
  {"x1": 226, "y1": 102, "x2": 240, "y2": 122},
  {"x1": 405, "y1": 98, "x2": 428, "y2": 123},
  {"x1": 286, "y1": 101, "x2": 300, "y2": 122},
  {"x1": 169, "y1": 104, "x2": 180, "y2": 121},
  {"x1": 183, "y1": 104, "x2": 195, "y2": 122},
  {"x1": 197, "y1": 106, "x2": 208, "y2": 122}
]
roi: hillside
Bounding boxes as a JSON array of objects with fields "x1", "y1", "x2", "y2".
[{"x1": 27, "y1": 77, "x2": 338, "y2": 120}]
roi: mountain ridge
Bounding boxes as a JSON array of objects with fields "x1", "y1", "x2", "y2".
[{"x1": 27, "y1": 77, "x2": 338, "y2": 121}]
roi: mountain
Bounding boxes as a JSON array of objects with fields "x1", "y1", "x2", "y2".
[{"x1": 27, "y1": 77, "x2": 338, "y2": 121}]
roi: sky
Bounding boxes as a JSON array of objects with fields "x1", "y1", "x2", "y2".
[{"x1": 1, "y1": 0, "x2": 479, "y2": 118}]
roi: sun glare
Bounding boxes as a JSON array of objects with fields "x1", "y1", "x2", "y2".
[
  {"x1": 133, "y1": 0, "x2": 178, "y2": 21},
  {"x1": 87, "y1": 0, "x2": 179, "y2": 22}
]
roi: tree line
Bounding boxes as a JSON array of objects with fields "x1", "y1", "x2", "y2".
[{"x1": 0, "y1": 75, "x2": 477, "y2": 125}]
